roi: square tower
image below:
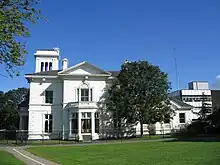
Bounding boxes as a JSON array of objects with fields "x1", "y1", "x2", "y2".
[{"x1": 34, "y1": 48, "x2": 60, "y2": 73}]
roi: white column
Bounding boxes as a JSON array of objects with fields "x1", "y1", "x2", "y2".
[
  {"x1": 19, "y1": 115, "x2": 22, "y2": 130},
  {"x1": 69, "y1": 113, "x2": 72, "y2": 137},
  {"x1": 91, "y1": 112, "x2": 95, "y2": 140},
  {"x1": 78, "y1": 112, "x2": 82, "y2": 140}
]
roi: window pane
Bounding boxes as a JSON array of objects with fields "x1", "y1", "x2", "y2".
[
  {"x1": 45, "y1": 121, "x2": 48, "y2": 133},
  {"x1": 49, "y1": 120, "x2": 52, "y2": 133},
  {"x1": 72, "y1": 119, "x2": 78, "y2": 133},
  {"x1": 87, "y1": 112, "x2": 91, "y2": 118},
  {"x1": 41, "y1": 62, "x2": 44, "y2": 72},
  {"x1": 179, "y1": 113, "x2": 185, "y2": 123},
  {"x1": 81, "y1": 89, "x2": 89, "y2": 101},
  {"x1": 45, "y1": 91, "x2": 53, "y2": 103},
  {"x1": 95, "y1": 119, "x2": 99, "y2": 133},
  {"x1": 45, "y1": 62, "x2": 48, "y2": 71},
  {"x1": 90, "y1": 89, "x2": 93, "y2": 101},
  {"x1": 49, "y1": 62, "x2": 52, "y2": 71}
]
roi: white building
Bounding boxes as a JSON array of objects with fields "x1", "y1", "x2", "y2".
[
  {"x1": 19, "y1": 48, "x2": 196, "y2": 141},
  {"x1": 169, "y1": 81, "x2": 212, "y2": 120}
]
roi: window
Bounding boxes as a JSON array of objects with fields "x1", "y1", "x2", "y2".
[
  {"x1": 45, "y1": 91, "x2": 53, "y2": 104},
  {"x1": 77, "y1": 88, "x2": 79, "y2": 101},
  {"x1": 45, "y1": 62, "x2": 48, "y2": 71},
  {"x1": 81, "y1": 112, "x2": 91, "y2": 133},
  {"x1": 179, "y1": 113, "x2": 185, "y2": 123},
  {"x1": 49, "y1": 62, "x2": 52, "y2": 71},
  {"x1": 164, "y1": 114, "x2": 170, "y2": 124},
  {"x1": 81, "y1": 89, "x2": 89, "y2": 101},
  {"x1": 41, "y1": 62, "x2": 44, "y2": 72},
  {"x1": 95, "y1": 112, "x2": 100, "y2": 133},
  {"x1": 90, "y1": 89, "x2": 93, "y2": 101},
  {"x1": 71, "y1": 113, "x2": 78, "y2": 133},
  {"x1": 45, "y1": 114, "x2": 52, "y2": 133}
]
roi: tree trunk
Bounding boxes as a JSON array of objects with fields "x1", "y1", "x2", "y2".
[{"x1": 140, "y1": 121, "x2": 143, "y2": 137}]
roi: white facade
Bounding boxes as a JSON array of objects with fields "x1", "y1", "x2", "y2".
[{"x1": 21, "y1": 48, "x2": 196, "y2": 140}]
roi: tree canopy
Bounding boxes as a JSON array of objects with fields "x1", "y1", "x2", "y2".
[
  {"x1": 0, "y1": 87, "x2": 29, "y2": 130},
  {"x1": 107, "y1": 61, "x2": 174, "y2": 136},
  {"x1": 0, "y1": 0, "x2": 41, "y2": 77}
]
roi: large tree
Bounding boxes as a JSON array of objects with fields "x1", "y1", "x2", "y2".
[
  {"x1": 108, "y1": 61, "x2": 174, "y2": 136},
  {"x1": 0, "y1": 88, "x2": 29, "y2": 130},
  {"x1": 0, "y1": 0, "x2": 41, "y2": 77}
]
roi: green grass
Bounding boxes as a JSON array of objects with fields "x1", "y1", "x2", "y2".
[
  {"x1": 27, "y1": 141, "x2": 220, "y2": 165},
  {"x1": 0, "y1": 151, "x2": 24, "y2": 165}
]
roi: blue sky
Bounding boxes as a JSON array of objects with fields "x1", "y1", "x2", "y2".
[{"x1": 0, "y1": 0, "x2": 220, "y2": 92}]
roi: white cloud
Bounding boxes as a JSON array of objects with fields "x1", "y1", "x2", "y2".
[{"x1": 212, "y1": 75, "x2": 220, "y2": 90}]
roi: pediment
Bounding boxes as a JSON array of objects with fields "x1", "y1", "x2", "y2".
[{"x1": 58, "y1": 61, "x2": 111, "y2": 75}]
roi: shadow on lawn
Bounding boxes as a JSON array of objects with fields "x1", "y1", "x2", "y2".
[{"x1": 166, "y1": 135, "x2": 220, "y2": 142}]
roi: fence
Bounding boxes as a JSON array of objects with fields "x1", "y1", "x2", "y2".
[{"x1": 0, "y1": 128, "x2": 178, "y2": 146}]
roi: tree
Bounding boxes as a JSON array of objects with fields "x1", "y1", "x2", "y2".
[
  {"x1": 195, "y1": 93, "x2": 212, "y2": 121},
  {"x1": 0, "y1": 88, "x2": 29, "y2": 130},
  {"x1": 0, "y1": 0, "x2": 41, "y2": 77},
  {"x1": 107, "y1": 79, "x2": 129, "y2": 138},
  {"x1": 108, "y1": 61, "x2": 174, "y2": 136}
]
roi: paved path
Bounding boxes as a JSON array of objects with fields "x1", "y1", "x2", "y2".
[
  {"x1": 2, "y1": 147, "x2": 60, "y2": 165},
  {"x1": 0, "y1": 138, "x2": 176, "y2": 165}
]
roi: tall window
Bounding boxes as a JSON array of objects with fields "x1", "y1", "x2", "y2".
[
  {"x1": 81, "y1": 112, "x2": 91, "y2": 133},
  {"x1": 45, "y1": 114, "x2": 52, "y2": 133},
  {"x1": 71, "y1": 113, "x2": 78, "y2": 133},
  {"x1": 81, "y1": 89, "x2": 89, "y2": 101},
  {"x1": 41, "y1": 62, "x2": 44, "y2": 72},
  {"x1": 77, "y1": 88, "x2": 79, "y2": 102},
  {"x1": 90, "y1": 89, "x2": 93, "y2": 101},
  {"x1": 49, "y1": 62, "x2": 52, "y2": 71},
  {"x1": 179, "y1": 113, "x2": 185, "y2": 123},
  {"x1": 45, "y1": 62, "x2": 48, "y2": 71},
  {"x1": 95, "y1": 112, "x2": 100, "y2": 133},
  {"x1": 45, "y1": 91, "x2": 53, "y2": 104}
]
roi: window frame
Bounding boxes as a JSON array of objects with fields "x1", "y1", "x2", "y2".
[
  {"x1": 95, "y1": 112, "x2": 100, "y2": 133},
  {"x1": 81, "y1": 88, "x2": 89, "y2": 101},
  {"x1": 179, "y1": 113, "x2": 186, "y2": 124},
  {"x1": 45, "y1": 90, "x2": 53, "y2": 104},
  {"x1": 71, "y1": 113, "x2": 78, "y2": 133},
  {"x1": 44, "y1": 114, "x2": 52, "y2": 133}
]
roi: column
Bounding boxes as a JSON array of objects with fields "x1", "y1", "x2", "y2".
[
  {"x1": 78, "y1": 112, "x2": 82, "y2": 140},
  {"x1": 91, "y1": 112, "x2": 95, "y2": 140},
  {"x1": 69, "y1": 113, "x2": 72, "y2": 137}
]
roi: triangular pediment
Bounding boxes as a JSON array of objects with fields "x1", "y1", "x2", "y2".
[{"x1": 58, "y1": 61, "x2": 111, "y2": 75}]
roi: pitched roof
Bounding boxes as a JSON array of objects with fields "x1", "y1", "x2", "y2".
[
  {"x1": 58, "y1": 61, "x2": 111, "y2": 75},
  {"x1": 109, "y1": 71, "x2": 120, "y2": 77},
  {"x1": 25, "y1": 70, "x2": 61, "y2": 76},
  {"x1": 170, "y1": 97, "x2": 193, "y2": 109},
  {"x1": 26, "y1": 70, "x2": 119, "y2": 77}
]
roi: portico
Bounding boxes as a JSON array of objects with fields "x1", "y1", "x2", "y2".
[{"x1": 65, "y1": 102, "x2": 100, "y2": 141}]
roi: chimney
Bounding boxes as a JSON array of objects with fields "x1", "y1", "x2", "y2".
[{"x1": 62, "y1": 58, "x2": 68, "y2": 70}]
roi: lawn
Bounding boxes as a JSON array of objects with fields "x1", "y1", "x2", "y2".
[
  {"x1": 0, "y1": 150, "x2": 24, "y2": 165},
  {"x1": 27, "y1": 141, "x2": 220, "y2": 165}
]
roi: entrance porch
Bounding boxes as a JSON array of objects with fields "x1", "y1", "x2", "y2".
[{"x1": 68, "y1": 111, "x2": 100, "y2": 141}]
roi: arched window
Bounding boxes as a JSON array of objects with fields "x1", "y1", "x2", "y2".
[
  {"x1": 45, "y1": 62, "x2": 48, "y2": 71},
  {"x1": 49, "y1": 62, "x2": 52, "y2": 71},
  {"x1": 78, "y1": 83, "x2": 90, "y2": 102},
  {"x1": 41, "y1": 62, "x2": 44, "y2": 72}
]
